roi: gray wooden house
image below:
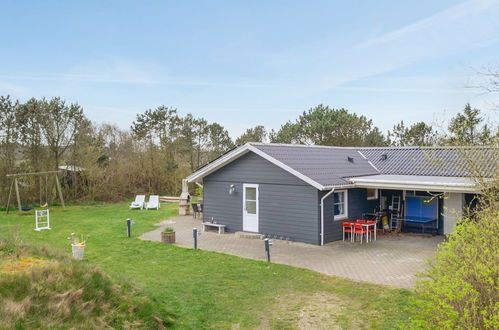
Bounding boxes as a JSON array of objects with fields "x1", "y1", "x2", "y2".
[{"x1": 187, "y1": 143, "x2": 496, "y2": 245}]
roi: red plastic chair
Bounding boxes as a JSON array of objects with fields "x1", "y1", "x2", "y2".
[
  {"x1": 342, "y1": 222, "x2": 354, "y2": 241},
  {"x1": 366, "y1": 220, "x2": 378, "y2": 241},
  {"x1": 353, "y1": 223, "x2": 367, "y2": 244},
  {"x1": 356, "y1": 219, "x2": 367, "y2": 224}
]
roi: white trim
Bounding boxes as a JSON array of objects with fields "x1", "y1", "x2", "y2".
[
  {"x1": 320, "y1": 189, "x2": 335, "y2": 246},
  {"x1": 348, "y1": 175, "x2": 483, "y2": 193},
  {"x1": 242, "y1": 183, "x2": 259, "y2": 232},
  {"x1": 350, "y1": 181, "x2": 479, "y2": 193},
  {"x1": 366, "y1": 188, "x2": 378, "y2": 200},
  {"x1": 333, "y1": 190, "x2": 348, "y2": 221}
]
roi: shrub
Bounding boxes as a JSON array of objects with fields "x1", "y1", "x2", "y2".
[
  {"x1": 163, "y1": 227, "x2": 174, "y2": 233},
  {"x1": 410, "y1": 201, "x2": 499, "y2": 329}
]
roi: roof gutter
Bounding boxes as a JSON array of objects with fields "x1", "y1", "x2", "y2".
[{"x1": 320, "y1": 188, "x2": 335, "y2": 246}]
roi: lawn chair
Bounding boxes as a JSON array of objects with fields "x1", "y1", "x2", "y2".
[
  {"x1": 130, "y1": 195, "x2": 145, "y2": 210},
  {"x1": 146, "y1": 195, "x2": 160, "y2": 210}
]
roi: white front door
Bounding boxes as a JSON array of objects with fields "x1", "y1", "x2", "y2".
[{"x1": 243, "y1": 184, "x2": 259, "y2": 232}]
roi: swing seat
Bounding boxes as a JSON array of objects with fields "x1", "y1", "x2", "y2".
[{"x1": 22, "y1": 206, "x2": 33, "y2": 211}]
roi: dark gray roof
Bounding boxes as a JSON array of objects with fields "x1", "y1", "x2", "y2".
[
  {"x1": 252, "y1": 143, "x2": 379, "y2": 186},
  {"x1": 359, "y1": 147, "x2": 498, "y2": 178},
  {"x1": 189, "y1": 143, "x2": 497, "y2": 189}
]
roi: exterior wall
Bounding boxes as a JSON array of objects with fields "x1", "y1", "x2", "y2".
[
  {"x1": 443, "y1": 193, "x2": 463, "y2": 235},
  {"x1": 203, "y1": 152, "x2": 320, "y2": 244},
  {"x1": 321, "y1": 188, "x2": 379, "y2": 243}
]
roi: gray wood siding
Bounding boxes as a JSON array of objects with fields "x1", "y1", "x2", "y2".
[
  {"x1": 206, "y1": 151, "x2": 310, "y2": 186},
  {"x1": 203, "y1": 152, "x2": 320, "y2": 244},
  {"x1": 321, "y1": 188, "x2": 379, "y2": 243}
]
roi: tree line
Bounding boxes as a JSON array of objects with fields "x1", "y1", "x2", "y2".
[{"x1": 0, "y1": 95, "x2": 497, "y2": 206}]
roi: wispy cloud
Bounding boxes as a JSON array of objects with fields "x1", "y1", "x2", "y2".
[
  {"x1": 334, "y1": 86, "x2": 475, "y2": 94},
  {"x1": 0, "y1": 73, "x2": 481, "y2": 95},
  {"x1": 0, "y1": 73, "x2": 291, "y2": 89},
  {"x1": 356, "y1": 0, "x2": 498, "y2": 49},
  {"x1": 286, "y1": 0, "x2": 499, "y2": 91}
]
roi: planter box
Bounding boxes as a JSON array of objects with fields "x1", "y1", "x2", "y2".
[{"x1": 161, "y1": 231, "x2": 176, "y2": 244}]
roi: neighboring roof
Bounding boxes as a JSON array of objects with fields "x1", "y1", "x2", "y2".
[
  {"x1": 359, "y1": 147, "x2": 497, "y2": 178},
  {"x1": 349, "y1": 174, "x2": 483, "y2": 193},
  {"x1": 187, "y1": 143, "x2": 497, "y2": 192}
]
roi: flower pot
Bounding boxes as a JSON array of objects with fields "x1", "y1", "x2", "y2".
[
  {"x1": 71, "y1": 244, "x2": 85, "y2": 260},
  {"x1": 161, "y1": 231, "x2": 176, "y2": 244}
]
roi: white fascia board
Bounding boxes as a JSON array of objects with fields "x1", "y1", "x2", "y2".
[
  {"x1": 322, "y1": 184, "x2": 355, "y2": 190},
  {"x1": 246, "y1": 145, "x2": 325, "y2": 190},
  {"x1": 350, "y1": 180, "x2": 480, "y2": 193},
  {"x1": 186, "y1": 145, "x2": 251, "y2": 183}
]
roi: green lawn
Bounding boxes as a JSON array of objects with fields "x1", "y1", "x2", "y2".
[{"x1": 0, "y1": 203, "x2": 414, "y2": 329}]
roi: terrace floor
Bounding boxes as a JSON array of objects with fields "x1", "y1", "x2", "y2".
[{"x1": 140, "y1": 215, "x2": 443, "y2": 289}]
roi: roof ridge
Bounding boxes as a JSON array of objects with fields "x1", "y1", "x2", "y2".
[
  {"x1": 249, "y1": 142, "x2": 360, "y2": 149},
  {"x1": 250, "y1": 142, "x2": 497, "y2": 150},
  {"x1": 358, "y1": 146, "x2": 498, "y2": 150}
]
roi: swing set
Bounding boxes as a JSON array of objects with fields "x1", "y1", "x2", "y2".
[{"x1": 5, "y1": 170, "x2": 65, "y2": 214}]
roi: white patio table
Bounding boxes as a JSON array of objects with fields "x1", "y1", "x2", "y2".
[{"x1": 361, "y1": 222, "x2": 377, "y2": 243}]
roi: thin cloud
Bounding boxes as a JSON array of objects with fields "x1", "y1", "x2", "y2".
[
  {"x1": 0, "y1": 73, "x2": 482, "y2": 95},
  {"x1": 334, "y1": 86, "x2": 478, "y2": 94},
  {"x1": 0, "y1": 73, "x2": 296, "y2": 89},
  {"x1": 356, "y1": 0, "x2": 498, "y2": 49}
]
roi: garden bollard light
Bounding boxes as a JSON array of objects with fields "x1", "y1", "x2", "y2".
[
  {"x1": 126, "y1": 218, "x2": 132, "y2": 237},
  {"x1": 193, "y1": 228, "x2": 198, "y2": 249},
  {"x1": 264, "y1": 238, "x2": 273, "y2": 262}
]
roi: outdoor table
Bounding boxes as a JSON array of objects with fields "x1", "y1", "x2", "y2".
[
  {"x1": 347, "y1": 220, "x2": 377, "y2": 243},
  {"x1": 360, "y1": 222, "x2": 376, "y2": 242}
]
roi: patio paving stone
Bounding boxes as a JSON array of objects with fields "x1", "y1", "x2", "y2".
[{"x1": 140, "y1": 215, "x2": 443, "y2": 289}]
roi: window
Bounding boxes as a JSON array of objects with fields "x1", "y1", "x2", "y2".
[
  {"x1": 245, "y1": 187, "x2": 257, "y2": 214},
  {"x1": 333, "y1": 190, "x2": 348, "y2": 220},
  {"x1": 367, "y1": 188, "x2": 378, "y2": 200}
]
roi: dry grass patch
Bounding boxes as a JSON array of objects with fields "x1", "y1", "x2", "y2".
[
  {"x1": 0, "y1": 256, "x2": 49, "y2": 274},
  {"x1": 0, "y1": 237, "x2": 172, "y2": 329},
  {"x1": 259, "y1": 292, "x2": 367, "y2": 329}
]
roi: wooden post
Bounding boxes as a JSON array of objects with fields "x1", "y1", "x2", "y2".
[
  {"x1": 39, "y1": 176, "x2": 43, "y2": 205},
  {"x1": 14, "y1": 178, "x2": 22, "y2": 212},
  {"x1": 54, "y1": 174, "x2": 65, "y2": 208},
  {"x1": 5, "y1": 179, "x2": 14, "y2": 214}
]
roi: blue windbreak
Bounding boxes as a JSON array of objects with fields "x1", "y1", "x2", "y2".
[{"x1": 406, "y1": 196, "x2": 438, "y2": 219}]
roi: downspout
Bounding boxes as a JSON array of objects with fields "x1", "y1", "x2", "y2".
[{"x1": 320, "y1": 189, "x2": 335, "y2": 246}]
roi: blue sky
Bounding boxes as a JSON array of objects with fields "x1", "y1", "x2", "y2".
[{"x1": 1, "y1": 0, "x2": 498, "y2": 138}]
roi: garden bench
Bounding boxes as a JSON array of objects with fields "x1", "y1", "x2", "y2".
[{"x1": 202, "y1": 222, "x2": 226, "y2": 234}]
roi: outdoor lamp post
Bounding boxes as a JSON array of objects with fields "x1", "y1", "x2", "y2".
[{"x1": 264, "y1": 238, "x2": 273, "y2": 262}]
